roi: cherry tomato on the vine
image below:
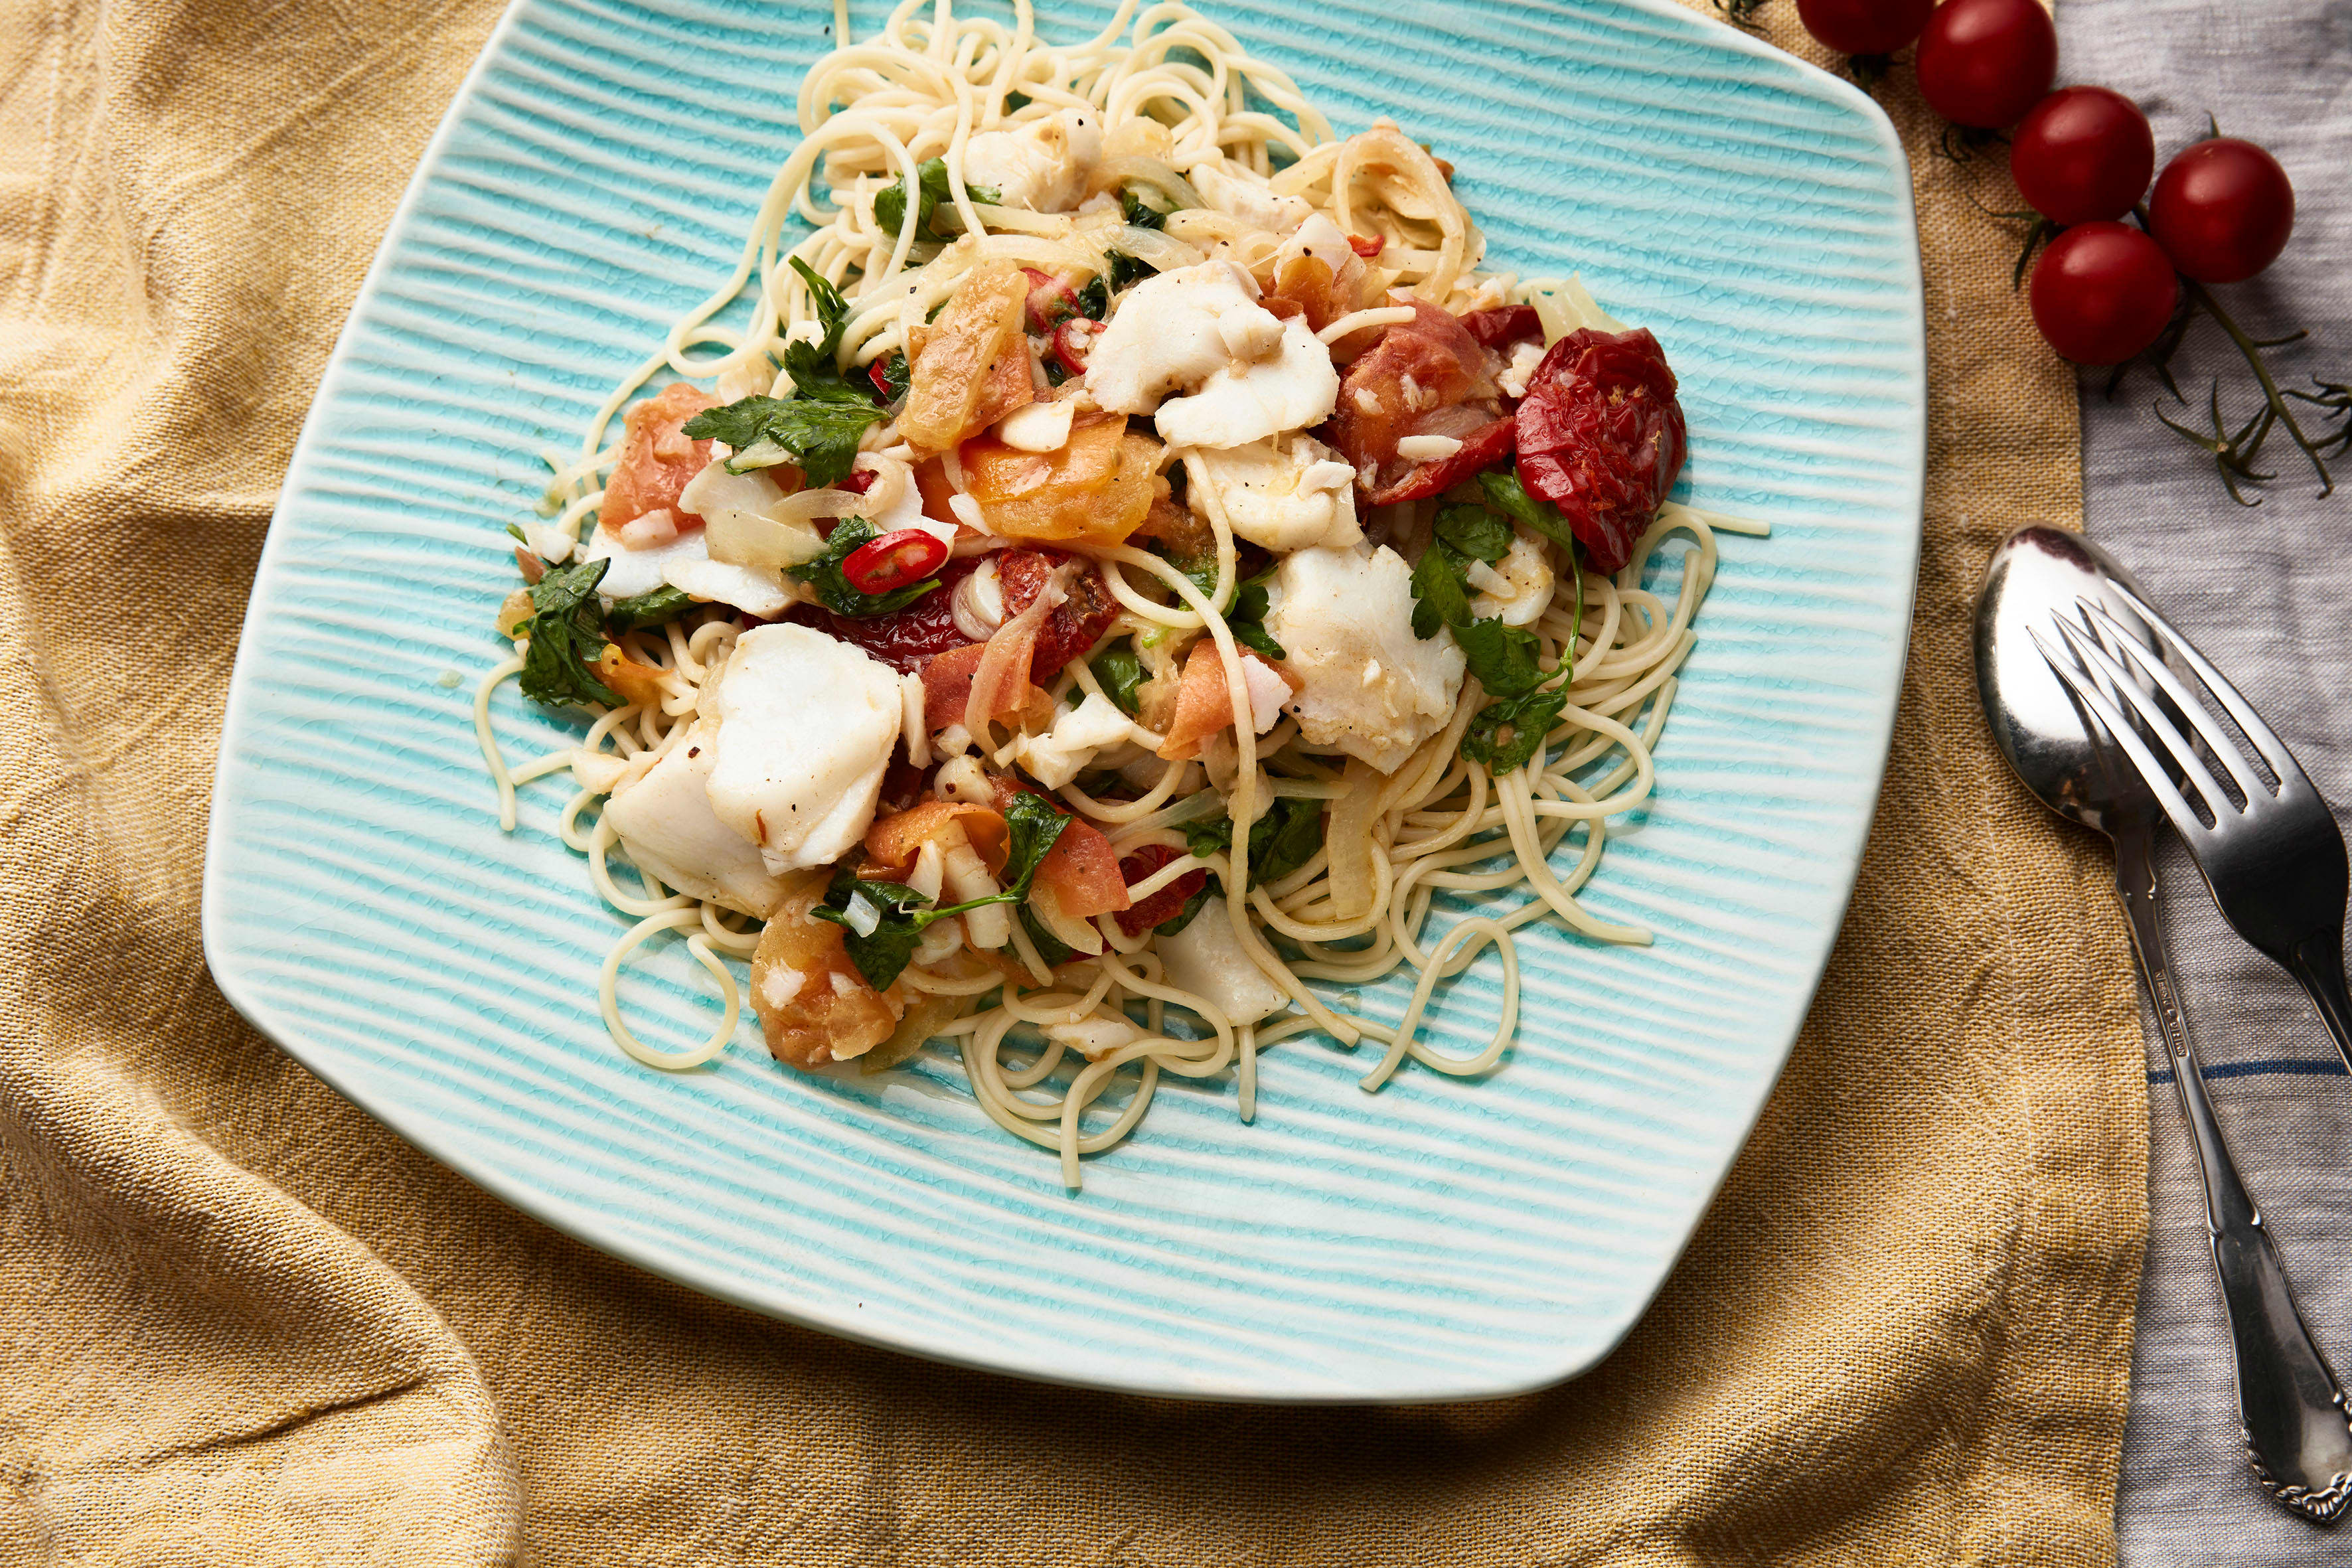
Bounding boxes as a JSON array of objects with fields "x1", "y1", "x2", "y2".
[
  {"x1": 1916, "y1": 0, "x2": 2057, "y2": 129},
  {"x1": 841, "y1": 528, "x2": 949, "y2": 597},
  {"x1": 2011, "y1": 87, "x2": 2154, "y2": 226},
  {"x1": 1796, "y1": 0, "x2": 1933, "y2": 58},
  {"x1": 2028, "y1": 221, "x2": 2179, "y2": 365},
  {"x1": 2148, "y1": 137, "x2": 2295, "y2": 285}
]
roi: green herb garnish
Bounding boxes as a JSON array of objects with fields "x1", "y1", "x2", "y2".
[
  {"x1": 605, "y1": 584, "x2": 695, "y2": 633},
  {"x1": 813, "y1": 793, "x2": 1071, "y2": 988},
  {"x1": 1461, "y1": 687, "x2": 1569, "y2": 775},
  {"x1": 515, "y1": 556, "x2": 621, "y2": 709},
  {"x1": 1091, "y1": 641, "x2": 1148, "y2": 716},
  {"x1": 1121, "y1": 186, "x2": 1170, "y2": 229},
  {"x1": 874, "y1": 157, "x2": 1001, "y2": 240},
  {"x1": 682, "y1": 261, "x2": 886, "y2": 487},
  {"x1": 785, "y1": 514, "x2": 943, "y2": 617},
  {"x1": 1182, "y1": 796, "x2": 1324, "y2": 885},
  {"x1": 1475, "y1": 469, "x2": 1581, "y2": 554}
]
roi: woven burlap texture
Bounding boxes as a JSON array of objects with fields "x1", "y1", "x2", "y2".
[{"x1": 0, "y1": 0, "x2": 2146, "y2": 1560}]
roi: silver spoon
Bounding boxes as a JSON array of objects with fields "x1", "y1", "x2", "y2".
[{"x1": 1976, "y1": 523, "x2": 2352, "y2": 1523}]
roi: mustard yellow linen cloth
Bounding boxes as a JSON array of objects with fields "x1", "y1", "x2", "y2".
[{"x1": 0, "y1": 0, "x2": 2147, "y2": 1559}]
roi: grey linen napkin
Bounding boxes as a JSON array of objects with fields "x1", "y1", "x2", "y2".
[{"x1": 2059, "y1": 0, "x2": 2352, "y2": 1559}]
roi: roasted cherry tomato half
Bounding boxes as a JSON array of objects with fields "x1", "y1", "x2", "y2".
[
  {"x1": 2011, "y1": 86, "x2": 2155, "y2": 226},
  {"x1": 2028, "y1": 221, "x2": 2179, "y2": 365},
  {"x1": 1916, "y1": 0, "x2": 2057, "y2": 129},
  {"x1": 1513, "y1": 327, "x2": 1687, "y2": 576},
  {"x1": 842, "y1": 528, "x2": 950, "y2": 597},
  {"x1": 1796, "y1": 0, "x2": 1932, "y2": 57},
  {"x1": 2148, "y1": 137, "x2": 2296, "y2": 285}
]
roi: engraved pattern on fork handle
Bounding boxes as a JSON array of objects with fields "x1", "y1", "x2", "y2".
[{"x1": 2114, "y1": 823, "x2": 2352, "y2": 1522}]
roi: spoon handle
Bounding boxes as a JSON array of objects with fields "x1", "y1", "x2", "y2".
[{"x1": 2114, "y1": 822, "x2": 2352, "y2": 1521}]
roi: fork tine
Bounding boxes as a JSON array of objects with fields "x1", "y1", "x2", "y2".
[
  {"x1": 2052, "y1": 615, "x2": 2240, "y2": 821},
  {"x1": 2031, "y1": 622, "x2": 2214, "y2": 844},
  {"x1": 2078, "y1": 599, "x2": 2272, "y2": 807},
  {"x1": 2107, "y1": 580, "x2": 2313, "y2": 795}
]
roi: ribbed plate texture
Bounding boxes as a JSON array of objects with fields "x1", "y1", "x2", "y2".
[{"x1": 204, "y1": 0, "x2": 1924, "y2": 1401}]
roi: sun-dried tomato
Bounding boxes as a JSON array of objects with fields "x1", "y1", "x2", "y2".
[
  {"x1": 801, "y1": 556, "x2": 979, "y2": 673},
  {"x1": 1513, "y1": 327, "x2": 1687, "y2": 576},
  {"x1": 1366, "y1": 416, "x2": 1516, "y2": 506},
  {"x1": 1115, "y1": 844, "x2": 1208, "y2": 936},
  {"x1": 997, "y1": 548, "x2": 1119, "y2": 680},
  {"x1": 1460, "y1": 305, "x2": 1543, "y2": 351}
]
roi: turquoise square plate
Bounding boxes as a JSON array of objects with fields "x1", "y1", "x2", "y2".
[{"x1": 203, "y1": 0, "x2": 1922, "y2": 1401}]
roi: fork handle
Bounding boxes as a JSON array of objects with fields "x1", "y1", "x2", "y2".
[
  {"x1": 2282, "y1": 933, "x2": 2352, "y2": 1077},
  {"x1": 2115, "y1": 823, "x2": 2352, "y2": 1521}
]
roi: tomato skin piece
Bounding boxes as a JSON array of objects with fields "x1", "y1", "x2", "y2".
[
  {"x1": 1115, "y1": 844, "x2": 1208, "y2": 937},
  {"x1": 2027, "y1": 221, "x2": 2179, "y2": 365},
  {"x1": 1460, "y1": 305, "x2": 1544, "y2": 351},
  {"x1": 2011, "y1": 86, "x2": 2154, "y2": 225},
  {"x1": 1915, "y1": 0, "x2": 2057, "y2": 129},
  {"x1": 842, "y1": 528, "x2": 950, "y2": 595},
  {"x1": 996, "y1": 549, "x2": 1121, "y2": 680},
  {"x1": 2148, "y1": 137, "x2": 2296, "y2": 285},
  {"x1": 1512, "y1": 327, "x2": 1687, "y2": 576},
  {"x1": 1796, "y1": 0, "x2": 1932, "y2": 56}
]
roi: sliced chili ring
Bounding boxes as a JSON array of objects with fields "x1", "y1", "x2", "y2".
[
  {"x1": 1049, "y1": 318, "x2": 1099, "y2": 381},
  {"x1": 842, "y1": 528, "x2": 950, "y2": 597},
  {"x1": 1022, "y1": 267, "x2": 1082, "y2": 333},
  {"x1": 1347, "y1": 232, "x2": 1386, "y2": 259}
]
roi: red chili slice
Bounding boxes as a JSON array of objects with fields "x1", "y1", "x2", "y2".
[
  {"x1": 837, "y1": 467, "x2": 880, "y2": 495},
  {"x1": 842, "y1": 528, "x2": 949, "y2": 596},
  {"x1": 1347, "y1": 232, "x2": 1386, "y2": 259},
  {"x1": 1050, "y1": 318, "x2": 1099, "y2": 380},
  {"x1": 1513, "y1": 327, "x2": 1687, "y2": 576},
  {"x1": 1022, "y1": 267, "x2": 1082, "y2": 333},
  {"x1": 1460, "y1": 305, "x2": 1543, "y2": 351},
  {"x1": 1365, "y1": 416, "x2": 1517, "y2": 507},
  {"x1": 1115, "y1": 844, "x2": 1208, "y2": 936}
]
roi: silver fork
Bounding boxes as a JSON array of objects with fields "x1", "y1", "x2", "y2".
[{"x1": 2035, "y1": 586, "x2": 2352, "y2": 1073}]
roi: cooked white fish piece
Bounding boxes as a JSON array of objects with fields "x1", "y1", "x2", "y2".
[
  {"x1": 1265, "y1": 544, "x2": 1465, "y2": 773},
  {"x1": 1190, "y1": 433, "x2": 1361, "y2": 552},
  {"x1": 1154, "y1": 315, "x2": 1339, "y2": 449},
  {"x1": 1466, "y1": 529, "x2": 1556, "y2": 629},
  {"x1": 1156, "y1": 896, "x2": 1287, "y2": 1025},
  {"x1": 1188, "y1": 161, "x2": 1311, "y2": 234},
  {"x1": 1084, "y1": 260, "x2": 1280, "y2": 416},
  {"x1": 601, "y1": 722, "x2": 787, "y2": 917},
  {"x1": 960, "y1": 107, "x2": 1103, "y2": 213},
  {"x1": 1014, "y1": 691, "x2": 1138, "y2": 789},
  {"x1": 705, "y1": 624, "x2": 903, "y2": 874}
]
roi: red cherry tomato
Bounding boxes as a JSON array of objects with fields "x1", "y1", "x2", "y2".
[
  {"x1": 1916, "y1": 0, "x2": 2057, "y2": 129},
  {"x1": 2148, "y1": 137, "x2": 2296, "y2": 285},
  {"x1": 2028, "y1": 221, "x2": 2179, "y2": 364},
  {"x1": 2011, "y1": 86, "x2": 2154, "y2": 225},
  {"x1": 1796, "y1": 0, "x2": 1933, "y2": 56},
  {"x1": 841, "y1": 528, "x2": 949, "y2": 596}
]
